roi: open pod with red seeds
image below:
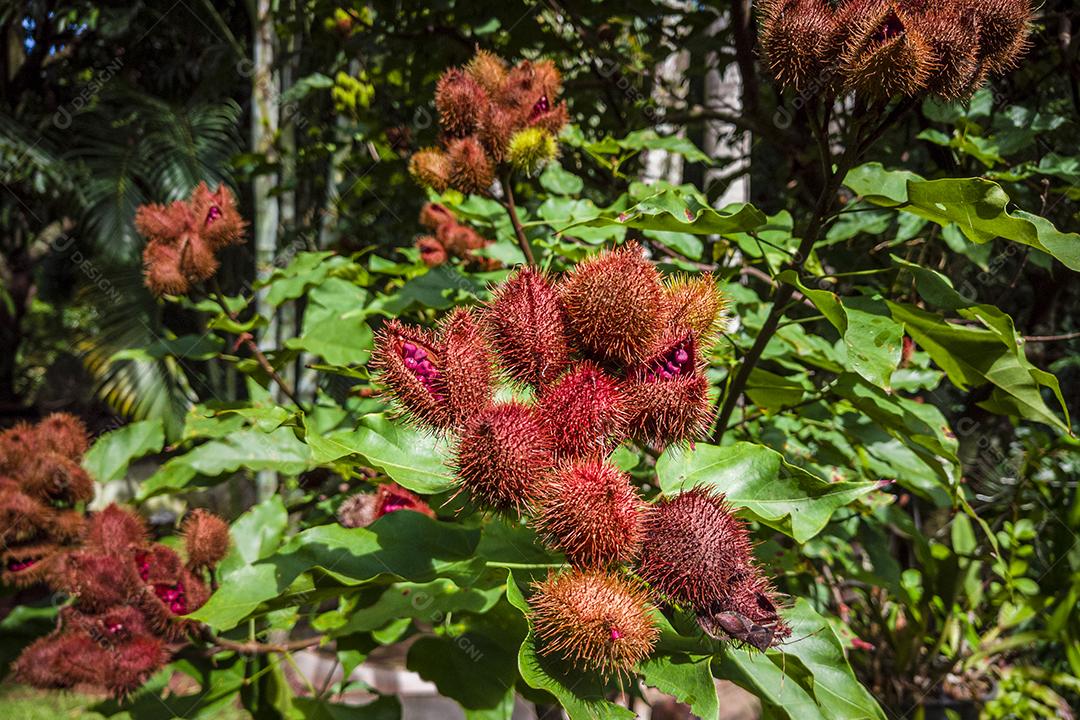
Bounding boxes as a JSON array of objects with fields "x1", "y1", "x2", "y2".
[
  {"x1": 558, "y1": 242, "x2": 666, "y2": 366},
  {"x1": 621, "y1": 332, "x2": 712, "y2": 448},
  {"x1": 453, "y1": 402, "x2": 554, "y2": 515},
  {"x1": 529, "y1": 569, "x2": 658, "y2": 678},
  {"x1": 337, "y1": 482, "x2": 435, "y2": 529},
  {"x1": 371, "y1": 309, "x2": 495, "y2": 431},
  {"x1": 839, "y1": 2, "x2": 938, "y2": 100},
  {"x1": 532, "y1": 458, "x2": 647, "y2": 568}
]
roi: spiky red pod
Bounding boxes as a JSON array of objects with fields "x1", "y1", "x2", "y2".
[
  {"x1": 63, "y1": 604, "x2": 152, "y2": 647},
  {"x1": 530, "y1": 569, "x2": 658, "y2": 677},
  {"x1": 181, "y1": 509, "x2": 231, "y2": 571},
  {"x1": 537, "y1": 363, "x2": 626, "y2": 460},
  {"x1": 637, "y1": 487, "x2": 756, "y2": 611},
  {"x1": 0, "y1": 421, "x2": 39, "y2": 474},
  {"x1": 12, "y1": 632, "x2": 109, "y2": 689},
  {"x1": 486, "y1": 268, "x2": 571, "y2": 387},
  {"x1": 85, "y1": 504, "x2": 150, "y2": 551},
  {"x1": 0, "y1": 486, "x2": 53, "y2": 542},
  {"x1": 478, "y1": 105, "x2": 518, "y2": 162},
  {"x1": 189, "y1": 182, "x2": 247, "y2": 249},
  {"x1": 35, "y1": 412, "x2": 90, "y2": 460},
  {"x1": 559, "y1": 243, "x2": 665, "y2": 366},
  {"x1": 105, "y1": 633, "x2": 170, "y2": 698},
  {"x1": 533, "y1": 459, "x2": 647, "y2": 568},
  {"x1": 758, "y1": 0, "x2": 838, "y2": 91},
  {"x1": 178, "y1": 232, "x2": 220, "y2": 281},
  {"x1": 447, "y1": 136, "x2": 495, "y2": 195},
  {"x1": 23, "y1": 452, "x2": 95, "y2": 505},
  {"x1": 419, "y1": 202, "x2": 456, "y2": 230},
  {"x1": 134, "y1": 199, "x2": 192, "y2": 244},
  {"x1": 57, "y1": 550, "x2": 142, "y2": 609},
  {"x1": 416, "y1": 234, "x2": 448, "y2": 267},
  {"x1": 662, "y1": 274, "x2": 727, "y2": 347},
  {"x1": 410, "y1": 147, "x2": 452, "y2": 192},
  {"x1": 436, "y1": 69, "x2": 489, "y2": 137},
  {"x1": 437, "y1": 307, "x2": 496, "y2": 428},
  {"x1": 371, "y1": 321, "x2": 448, "y2": 429},
  {"x1": 839, "y1": 2, "x2": 937, "y2": 100},
  {"x1": 454, "y1": 402, "x2": 554, "y2": 514},
  {"x1": 338, "y1": 482, "x2": 435, "y2": 528},
  {"x1": 142, "y1": 241, "x2": 187, "y2": 295},
  {"x1": 965, "y1": 0, "x2": 1032, "y2": 74},
  {"x1": 466, "y1": 49, "x2": 510, "y2": 95},
  {"x1": 438, "y1": 223, "x2": 489, "y2": 254},
  {"x1": 908, "y1": 5, "x2": 983, "y2": 100},
  {"x1": 622, "y1": 333, "x2": 711, "y2": 447}
]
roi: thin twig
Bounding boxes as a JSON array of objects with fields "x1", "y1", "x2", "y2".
[
  {"x1": 203, "y1": 629, "x2": 323, "y2": 655},
  {"x1": 500, "y1": 169, "x2": 536, "y2": 266},
  {"x1": 210, "y1": 278, "x2": 308, "y2": 412},
  {"x1": 1023, "y1": 330, "x2": 1080, "y2": 342}
]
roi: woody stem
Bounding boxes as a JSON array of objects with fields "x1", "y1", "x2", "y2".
[
  {"x1": 201, "y1": 627, "x2": 322, "y2": 655},
  {"x1": 500, "y1": 169, "x2": 537, "y2": 266},
  {"x1": 210, "y1": 278, "x2": 308, "y2": 413},
  {"x1": 711, "y1": 101, "x2": 879, "y2": 443}
]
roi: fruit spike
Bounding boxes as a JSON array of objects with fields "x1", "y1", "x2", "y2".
[
  {"x1": 662, "y1": 273, "x2": 727, "y2": 345},
  {"x1": 181, "y1": 509, "x2": 231, "y2": 571},
  {"x1": 437, "y1": 307, "x2": 496, "y2": 427},
  {"x1": 536, "y1": 362, "x2": 626, "y2": 460},
  {"x1": 559, "y1": 242, "x2": 665, "y2": 366},
  {"x1": 622, "y1": 332, "x2": 711, "y2": 447},
  {"x1": 840, "y1": 3, "x2": 937, "y2": 100},
  {"x1": 485, "y1": 267, "x2": 571, "y2": 388},
  {"x1": 529, "y1": 568, "x2": 658, "y2": 677},
  {"x1": 532, "y1": 458, "x2": 647, "y2": 568},
  {"x1": 453, "y1": 402, "x2": 554, "y2": 515},
  {"x1": 637, "y1": 486, "x2": 756, "y2": 612}
]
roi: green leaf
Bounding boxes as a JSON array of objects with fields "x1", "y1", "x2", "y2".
[
  {"x1": 887, "y1": 301, "x2": 1069, "y2": 431},
  {"x1": 772, "y1": 600, "x2": 888, "y2": 720},
  {"x1": 226, "y1": 495, "x2": 289, "y2": 568},
  {"x1": 539, "y1": 163, "x2": 584, "y2": 195},
  {"x1": 286, "y1": 278, "x2": 373, "y2": 366},
  {"x1": 505, "y1": 572, "x2": 635, "y2": 720},
  {"x1": 324, "y1": 579, "x2": 502, "y2": 637},
  {"x1": 778, "y1": 271, "x2": 903, "y2": 389},
  {"x1": 292, "y1": 696, "x2": 402, "y2": 720},
  {"x1": 407, "y1": 633, "x2": 517, "y2": 719},
  {"x1": 745, "y1": 367, "x2": 806, "y2": 410},
  {"x1": 845, "y1": 163, "x2": 1080, "y2": 271},
  {"x1": 656, "y1": 442, "x2": 877, "y2": 542},
  {"x1": 307, "y1": 414, "x2": 454, "y2": 494},
  {"x1": 639, "y1": 654, "x2": 718, "y2": 720},
  {"x1": 189, "y1": 512, "x2": 482, "y2": 630},
  {"x1": 560, "y1": 189, "x2": 765, "y2": 237},
  {"x1": 137, "y1": 428, "x2": 312, "y2": 499},
  {"x1": 713, "y1": 647, "x2": 826, "y2": 720},
  {"x1": 82, "y1": 418, "x2": 164, "y2": 483}
]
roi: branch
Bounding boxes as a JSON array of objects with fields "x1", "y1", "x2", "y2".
[
  {"x1": 211, "y1": 278, "x2": 309, "y2": 412},
  {"x1": 499, "y1": 170, "x2": 537, "y2": 266},
  {"x1": 201, "y1": 628, "x2": 323, "y2": 655}
]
